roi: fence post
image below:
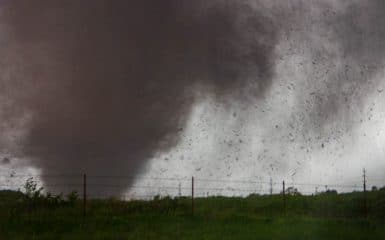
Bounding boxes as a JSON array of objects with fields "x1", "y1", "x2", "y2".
[
  {"x1": 178, "y1": 182, "x2": 181, "y2": 197},
  {"x1": 282, "y1": 180, "x2": 286, "y2": 217},
  {"x1": 83, "y1": 173, "x2": 87, "y2": 219},
  {"x1": 363, "y1": 168, "x2": 367, "y2": 218},
  {"x1": 192, "y1": 176, "x2": 194, "y2": 216}
]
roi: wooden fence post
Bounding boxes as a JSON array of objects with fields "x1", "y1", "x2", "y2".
[
  {"x1": 83, "y1": 173, "x2": 87, "y2": 219},
  {"x1": 282, "y1": 180, "x2": 286, "y2": 217},
  {"x1": 363, "y1": 169, "x2": 367, "y2": 218},
  {"x1": 192, "y1": 176, "x2": 194, "y2": 216}
]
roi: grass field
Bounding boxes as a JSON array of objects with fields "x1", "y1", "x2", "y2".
[{"x1": 1, "y1": 189, "x2": 385, "y2": 239}]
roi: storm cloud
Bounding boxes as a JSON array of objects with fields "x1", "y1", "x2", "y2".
[
  {"x1": 0, "y1": 0, "x2": 279, "y2": 194},
  {"x1": 1, "y1": 0, "x2": 385, "y2": 195}
]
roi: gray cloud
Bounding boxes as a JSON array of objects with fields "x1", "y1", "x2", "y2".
[
  {"x1": 1, "y1": 0, "x2": 384, "y2": 195},
  {"x1": 0, "y1": 0, "x2": 279, "y2": 194}
]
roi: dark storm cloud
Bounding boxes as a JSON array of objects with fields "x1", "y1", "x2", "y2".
[
  {"x1": 0, "y1": 0, "x2": 279, "y2": 194},
  {"x1": 2, "y1": 0, "x2": 384, "y2": 195}
]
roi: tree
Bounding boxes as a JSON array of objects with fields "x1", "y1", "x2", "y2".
[{"x1": 286, "y1": 187, "x2": 301, "y2": 196}]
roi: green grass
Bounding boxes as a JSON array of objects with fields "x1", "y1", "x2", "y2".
[{"x1": 1, "y1": 190, "x2": 385, "y2": 239}]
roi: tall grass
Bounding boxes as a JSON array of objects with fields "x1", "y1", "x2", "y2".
[{"x1": 0, "y1": 189, "x2": 384, "y2": 239}]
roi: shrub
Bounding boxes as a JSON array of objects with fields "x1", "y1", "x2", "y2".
[
  {"x1": 24, "y1": 177, "x2": 44, "y2": 200},
  {"x1": 67, "y1": 191, "x2": 79, "y2": 205}
]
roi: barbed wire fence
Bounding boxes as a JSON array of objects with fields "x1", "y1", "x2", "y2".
[
  {"x1": 1, "y1": 171, "x2": 384, "y2": 200},
  {"x1": 1, "y1": 169, "x2": 385, "y2": 218}
]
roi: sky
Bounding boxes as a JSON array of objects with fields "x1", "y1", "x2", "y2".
[{"x1": 0, "y1": 0, "x2": 384, "y2": 197}]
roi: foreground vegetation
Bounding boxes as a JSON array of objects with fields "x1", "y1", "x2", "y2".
[{"x1": 0, "y1": 182, "x2": 385, "y2": 239}]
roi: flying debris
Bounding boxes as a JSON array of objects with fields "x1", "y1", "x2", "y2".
[{"x1": 1, "y1": 157, "x2": 10, "y2": 165}]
